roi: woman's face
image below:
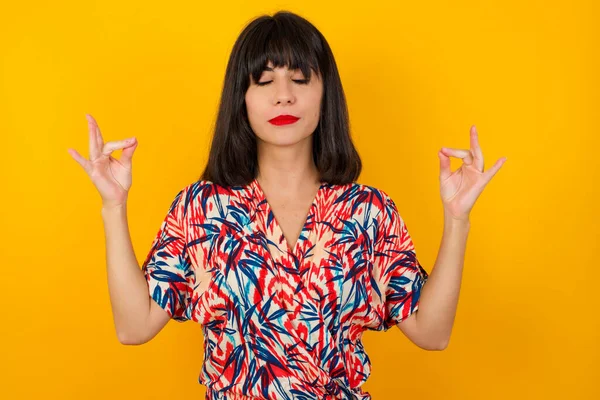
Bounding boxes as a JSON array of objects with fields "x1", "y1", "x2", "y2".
[{"x1": 245, "y1": 61, "x2": 323, "y2": 147}]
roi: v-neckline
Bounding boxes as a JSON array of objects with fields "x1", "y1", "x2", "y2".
[{"x1": 252, "y1": 177, "x2": 326, "y2": 256}]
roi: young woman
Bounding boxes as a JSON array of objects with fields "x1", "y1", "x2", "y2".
[{"x1": 69, "y1": 10, "x2": 505, "y2": 400}]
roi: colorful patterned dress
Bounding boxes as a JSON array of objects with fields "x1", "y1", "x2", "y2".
[{"x1": 141, "y1": 178, "x2": 429, "y2": 399}]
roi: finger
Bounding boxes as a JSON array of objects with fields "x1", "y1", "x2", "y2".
[
  {"x1": 438, "y1": 149, "x2": 452, "y2": 181},
  {"x1": 102, "y1": 138, "x2": 137, "y2": 155},
  {"x1": 86, "y1": 114, "x2": 100, "y2": 160},
  {"x1": 440, "y1": 147, "x2": 474, "y2": 165},
  {"x1": 119, "y1": 138, "x2": 137, "y2": 168},
  {"x1": 482, "y1": 157, "x2": 507, "y2": 183},
  {"x1": 86, "y1": 114, "x2": 105, "y2": 158},
  {"x1": 68, "y1": 148, "x2": 92, "y2": 175},
  {"x1": 470, "y1": 125, "x2": 485, "y2": 172},
  {"x1": 95, "y1": 119, "x2": 104, "y2": 150}
]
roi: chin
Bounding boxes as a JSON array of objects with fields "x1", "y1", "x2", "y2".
[
  {"x1": 268, "y1": 136, "x2": 310, "y2": 147},
  {"x1": 257, "y1": 130, "x2": 313, "y2": 146}
]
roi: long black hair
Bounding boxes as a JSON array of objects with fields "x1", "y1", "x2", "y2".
[{"x1": 200, "y1": 10, "x2": 362, "y2": 187}]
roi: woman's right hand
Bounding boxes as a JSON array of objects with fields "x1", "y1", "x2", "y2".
[{"x1": 68, "y1": 114, "x2": 138, "y2": 209}]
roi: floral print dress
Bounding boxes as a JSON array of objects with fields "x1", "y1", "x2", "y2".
[{"x1": 141, "y1": 178, "x2": 429, "y2": 399}]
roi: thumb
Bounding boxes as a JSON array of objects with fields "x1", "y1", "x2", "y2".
[
  {"x1": 120, "y1": 138, "x2": 137, "y2": 168},
  {"x1": 68, "y1": 148, "x2": 92, "y2": 176}
]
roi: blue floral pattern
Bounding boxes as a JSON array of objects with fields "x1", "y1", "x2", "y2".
[{"x1": 142, "y1": 178, "x2": 429, "y2": 399}]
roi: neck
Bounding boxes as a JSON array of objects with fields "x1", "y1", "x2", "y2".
[{"x1": 255, "y1": 138, "x2": 320, "y2": 192}]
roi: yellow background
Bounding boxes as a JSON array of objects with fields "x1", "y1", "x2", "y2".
[{"x1": 1, "y1": 1, "x2": 598, "y2": 399}]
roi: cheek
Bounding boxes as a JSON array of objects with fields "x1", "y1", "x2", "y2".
[
  {"x1": 245, "y1": 94, "x2": 262, "y2": 122},
  {"x1": 309, "y1": 94, "x2": 322, "y2": 118},
  {"x1": 309, "y1": 88, "x2": 323, "y2": 113}
]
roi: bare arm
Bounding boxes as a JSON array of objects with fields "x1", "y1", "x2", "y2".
[
  {"x1": 69, "y1": 114, "x2": 172, "y2": 345},
  {"x1": 102, "y1": 203, "x2": 170, "y2": 345},
  {"x1": 397, "y1": 213, "x2": 470, "y2": 349}
]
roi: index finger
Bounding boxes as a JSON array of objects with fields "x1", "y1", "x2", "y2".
[
  {"x1": 470, "y1": 125, "x2": 484, "y2": 171},
  {"x1": 86, "y1": 114, "x2": 100, "y2": 160}
]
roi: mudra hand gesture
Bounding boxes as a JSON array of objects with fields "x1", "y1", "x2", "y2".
[
  {"x1": 68, "y1": 114, "x2": 138, "y2": 208},
  {"x1": 438, "y1": 125, "x2": 507, "y2": 221}
]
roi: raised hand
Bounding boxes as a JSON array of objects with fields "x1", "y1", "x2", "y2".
[
  {"x1": 68, "y1": 114, "x2": 138, "y2": 208},
  {"x1": 438, "y1": 125, "x2": 507, "y2": 221}
]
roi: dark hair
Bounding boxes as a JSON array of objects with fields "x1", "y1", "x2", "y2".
[{"x1": 200, "y1": 10, "x2": 362, "y2": 187}]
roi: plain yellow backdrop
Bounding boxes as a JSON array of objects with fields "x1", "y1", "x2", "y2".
[{"x1": 1, "y1": 0, "x2": 598, "y2": 399}]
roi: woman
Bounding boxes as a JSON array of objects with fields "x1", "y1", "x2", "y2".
[{"x1": 68, "y1": 10, "x2": 506, "y2": 400}]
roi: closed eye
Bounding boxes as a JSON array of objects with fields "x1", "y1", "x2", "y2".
[{"x1": 256, "y1": 79, "x2": 310, "y2": 86}]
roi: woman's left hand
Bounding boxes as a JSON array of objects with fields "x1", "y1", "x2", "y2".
[{"x1": 438, "y1": 125, "x2": 507, "y2": 222}]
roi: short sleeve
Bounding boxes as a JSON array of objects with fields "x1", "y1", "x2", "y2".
[
  {"x1": 141, "y1": 187, "x2": 195, "y2": 322},
  {"x1": 369, "y1": 192, "x2": 429, "y2": 331}
]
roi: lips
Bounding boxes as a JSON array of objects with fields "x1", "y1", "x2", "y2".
[{"x1": 268, "y1": 114, "x2": 300, "y2": 125}]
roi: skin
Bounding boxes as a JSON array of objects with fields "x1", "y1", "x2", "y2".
[
  {"x1": 397, "y1": 126, "x2": 507, "y2": 350},
  {"x1": 245, "y1": 61, "x2": 324, "y2": 197},
  {"x1": 68, "y1": 114, "x2": 138, "y2": 208}
]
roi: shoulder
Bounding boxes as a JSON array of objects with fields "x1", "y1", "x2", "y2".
[
  {"x1": 327, "y1": 181, "x2": 388, "y2": 201},
  {"x1": 353, "y1": 183, "x2": 403, "y2": 229},
  {"x1": 348, "y1": 182, "x2": 396, "y2": 211},
  {"x1": 174, "y1": 179, "x2": 236, "y2": 200},
  {"x1": 328, "y1": 181, "x2": 399, "y2": 227},
  {"x1": 174, "y1": 179, "x2": 253, "y2": 217}
]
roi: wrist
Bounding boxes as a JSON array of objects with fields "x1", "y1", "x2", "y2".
[
  {"x1": 443, "y1": 214, "x2": 471, "y2": 235},
  {"x1": 101, "y1": 202, "x2": 127, "y2": 214},
  {"x1": 443, "y1": 208, "x2": 469, "y2": 223}
]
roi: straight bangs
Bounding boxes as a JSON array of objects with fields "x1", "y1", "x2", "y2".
[{"x1": 243, "y1": 18, "x2": 323, "y2": 87}]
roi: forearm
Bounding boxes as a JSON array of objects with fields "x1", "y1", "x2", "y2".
[
  {"x1": 102, "y1": 203, "x2": 151, "y2": 344},
  {"x1": 417, "y1": 211, "x2": 470, "y2": 348}
]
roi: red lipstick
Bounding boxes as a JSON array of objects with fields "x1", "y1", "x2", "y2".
[{"x1": 268, "y1": 114, "x2": 300, "y2": 125}]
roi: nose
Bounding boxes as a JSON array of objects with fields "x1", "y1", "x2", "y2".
[{"x1": 273, "y1": 80, "x2": 296, "y2": 105}]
